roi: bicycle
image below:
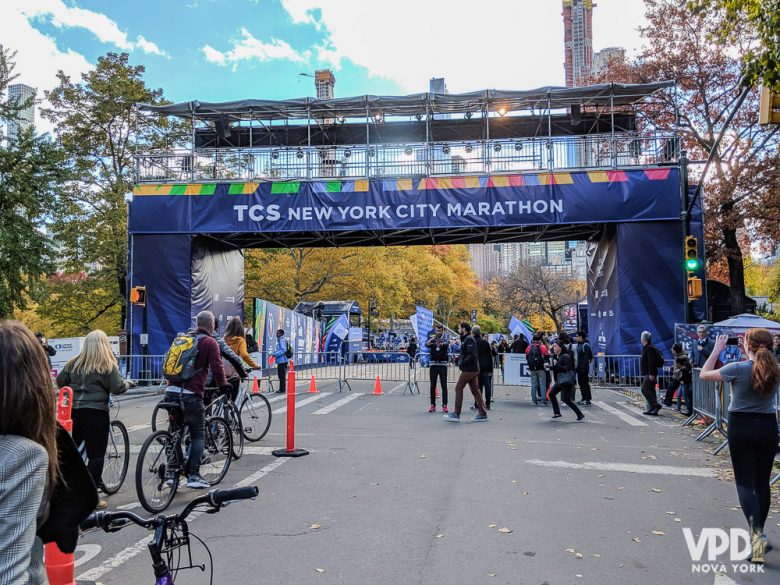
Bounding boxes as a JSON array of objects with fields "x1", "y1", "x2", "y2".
[
  {"x1": 152, "y1": 375, "x2": 271, "y2": 443},
  {"x1": 135, "y1": 397, "x2": 232, "y2": 513},
  {"x1": 82, "y1": 486, "x2": 258, "y2": 584},
  {"x1": 204, "y1": 384, "x2": 244, "y2": 460},
  {"x1": 100, "y1": 395, "x2": 130, "y2": 495},
  {"x1": 235, "y1": 377, "x2": 272, "y2": 442}
]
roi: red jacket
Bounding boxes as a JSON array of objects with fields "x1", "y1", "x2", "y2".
[
  {"x1": 525, "y1": 342, "x2": 550, "y2": 358},
  {"x1": 182, "y1": 329, "x2": 228, "y2": 397}
]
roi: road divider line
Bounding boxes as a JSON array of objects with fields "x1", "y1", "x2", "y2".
[
  {"x1": 311, "y1": 392, "x2": 363, "y2": 415},
  {"x1": 525, "y1": 459, "x2": 716, "y2": 477},
  {"x1": 77, "y1": 458, "x2": 290, "y2": 581},
  {"x1": 591, "y1": 400, "x2": 648, "y2": 427},
  {"x1": 273, "y1": 392, "x2": 333, "y2": 414}
]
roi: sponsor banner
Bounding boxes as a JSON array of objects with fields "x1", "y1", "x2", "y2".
[
  {"x1": 254, "y1": 298, "x2": 322, "y2": 367},
  {"x1": 50, "y1": 336, "x2": 120, "y2": 378},
  {"x1": 129, "y1": 169, "x2": 680, "y2": 235}
]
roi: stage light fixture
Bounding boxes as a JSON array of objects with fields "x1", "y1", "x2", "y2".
[
  {"x1": 271, "y1": 150, "x2": 279, "y2": 160},
  {"x1": 465, "y1": 144, "x2": 473, "y2": 154},
  {"x1": 404, "y1": 146, "x2": 413, "y2": 156},
  {"x1": 494, "y1": 144, "x2": 502, "y2": 152},
  {"x1": 464, "y1": 112, "x2": 473, "y2": 120},
  {"x1": 415, "y1": 113, "x2": 422, "y2": 121},
  {"x1": 368, "y1": 148, "x2": 376, "y2": 157},
  {"x1": 344, "y1": 149, "x2": 352, "y2": 158},
  {"x1": 374, "y1": 112, "x2": 384, "y2": 123},
  {"x1": 337, "y1": 115, "x2": 345, "y2": 124},
  {"x1": 442, "y1": 145, "x2": 451, "y2": 155},
  {"x1": 498, "y1": 107, "x2": 507, "y2": 117},
  {"x1": 514, "y1": 141, "x2": 523, "y2": 151},
  {"x1": 296, "y1": 148, "x2": 304, "y2": 159}
]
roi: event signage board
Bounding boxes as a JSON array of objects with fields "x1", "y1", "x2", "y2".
[
  {"x1": 130, "y1": 170, "x2": 680, "y2": 235},
  {"x1": 503, "y1": 354, "x2": 531, "y2": 386}
]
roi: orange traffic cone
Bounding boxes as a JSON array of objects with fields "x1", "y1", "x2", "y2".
[
  {"x1": 251, "y1": 378, "x2": 260, "y2": 395},
  {"x1": 289, "y1": 360, "x2": 294, "y2": 373},
  {"x1": 435, "y1": 385, "x2": 439, "y2": 398},
  {"x1": 373, "y1": 375, "x2": 383, "y2": 395},
  {"x1": 45, "y1": 543, "x2": 76, "y2": 585},
  {"x1": 309, "y1": 375, "x2": 319, "y2": 394}
]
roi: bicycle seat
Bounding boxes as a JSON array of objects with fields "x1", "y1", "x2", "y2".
[{"x1": 157, "y1": 401, "x2": 184, "y2": 413}]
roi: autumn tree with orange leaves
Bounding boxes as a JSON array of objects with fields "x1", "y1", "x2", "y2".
[{"x1": 588, "y1": 0, "x2": 780, "y2": 314}]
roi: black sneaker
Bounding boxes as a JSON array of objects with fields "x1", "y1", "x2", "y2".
[{"x1": 275, "y1": 389, "x2": 286, "y2": 394}]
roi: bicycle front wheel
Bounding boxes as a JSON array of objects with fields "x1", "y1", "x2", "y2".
[
  {"x1": 101, "y1": 420, "x2": 129, "y2": 495},
  {"x1": 240, "y1": 393, "x2": 272, "y2": 442},
  {"x1": 200, "y1": 416, "x2": 232, "y2": 485},
  {"x1": 135, "y1": 430, "x2": 178, "y2": 513},
  {"x1": 224, "y1": 403, "x2": 244, "y2": 460}
]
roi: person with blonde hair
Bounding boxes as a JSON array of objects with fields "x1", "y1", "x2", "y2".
[
  {"x1": 700, "y1": 328, "x2": 780, "y2": 563},
  {"x1": 0, "y1": 321, "x2": 61, "y2": 584},
  {"x1": 56, "y1": 330, "x2": 131, "y2": 508}
]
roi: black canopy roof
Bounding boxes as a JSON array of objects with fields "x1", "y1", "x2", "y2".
[{"x1": 138, "y1": 81, "x2": 674, "y2": 122}]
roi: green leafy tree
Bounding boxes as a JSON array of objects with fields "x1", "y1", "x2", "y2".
[
  {"x1": 40, "y1": 52, "x2": 183, "y2": 334},
  {"x1": 0, "y1": 46, "x2": 69, "y2": 318},
  {"x1": 688, "y1": 0, "x2": 780, "y2": 90}
]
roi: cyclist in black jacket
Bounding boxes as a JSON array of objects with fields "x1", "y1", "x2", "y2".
[
  {"x1": 425, "y1": 325, "x2": 449, "y2": 413},
  {"x1": 443, "y1": 323, "x2": 488, "y2": 422}
]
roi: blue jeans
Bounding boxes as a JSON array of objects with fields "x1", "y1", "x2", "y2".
[
  {"x1": 530, "y1": 370, "x2": 547, "y2": 402},
  {"x1": 165, "y1": 392, "x2": 205, "y2": 477}
]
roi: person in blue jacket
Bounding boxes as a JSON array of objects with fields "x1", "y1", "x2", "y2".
[{"x1": 272, "y1": 329, "x2": 290, "y2": 393}]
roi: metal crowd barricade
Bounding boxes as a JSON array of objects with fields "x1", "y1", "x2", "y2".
[
  {"x1": 685, "y1": 368, "x2": 727, "y2": 446},
  {"x1": 285, "y1": 351, "x2": 346, "y2": 392},
  {"x1": 773, "y1": 393, "x2": 780, "y2": 486},
  {"x1": 343, "y1": 351, "x2": 417, "y2": 394},
  {"x1": 117, "y1": 355, "x2": 165, "y2": 385}
]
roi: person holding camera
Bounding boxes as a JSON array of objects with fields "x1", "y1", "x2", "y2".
[
  {"x1": 700, "y1": 329, "x2": 780, "y2": 563},
  {"x1": 425, "y1": 324, "x2": 449, "y2": 413}
]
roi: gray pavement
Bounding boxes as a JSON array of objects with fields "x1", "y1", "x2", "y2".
[{"x1": 75, "y1": 380, "x2": 780, "y2": 585}]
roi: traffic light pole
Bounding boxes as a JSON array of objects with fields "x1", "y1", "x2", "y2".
[{"x1": 679, "y1": 150, "x2": 694, "y2": 324}]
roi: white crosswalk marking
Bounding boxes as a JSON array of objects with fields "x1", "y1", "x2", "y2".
[
  {"x1": 591, "y1": 400, "x2": 648, "y2": 427},
  {"x1": 615, "y1": 401, "x2": 679, "y2": 427},
  {"x1": 525, "y1": 459, "x2": 716, "y2": 477},
  {"x1": 125, "y1": 424, "x2": 150, "y2": 433},
  {"x1": 273, "y1": 392, "x2": 333, "y2": 414},
  {"x1": 311, "y1": 392, "x2": 364, "y2": 415}
]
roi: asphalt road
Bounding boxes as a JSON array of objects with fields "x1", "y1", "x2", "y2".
[{"x1": 74, "y1": 377, "x2": 780, "y2": 585}]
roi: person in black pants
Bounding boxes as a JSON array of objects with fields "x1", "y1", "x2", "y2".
[
  {"x1": 639, "y1": 331, "x2": 664, "y2": 415},
  {"x1": 425, "y1": 324, "x2": 449, "y2": 413},
  {"x1": 472, "y1": 326, "x2": 494, "y2": 410},
  {"x1": 549, "y1": 340, "x2": 584, "y2": 421},
  {"x1": 700, "y1": 329, "x2": 780, "y2": 563},
  {"x1": 574, "y1": 331, "x2": 593, "y2": 405}
]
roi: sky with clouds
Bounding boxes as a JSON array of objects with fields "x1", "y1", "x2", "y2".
[{"x1": 1, "y1": 0, "x2": 651, "y2": 112}]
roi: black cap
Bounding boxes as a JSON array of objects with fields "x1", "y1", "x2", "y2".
[{"x1": 35, "y1": 332, "x2": 44, "y2": 338}]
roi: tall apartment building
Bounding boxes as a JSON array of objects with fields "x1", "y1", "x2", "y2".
[
  {"x1": 592, "y1": 47, "x2": 626, "y2": 75},
  {"x1": 314, "y1": 70, "x2": 335, "y2": 100},
  {"x1": 6, "y1": 83, "x2": 35, "y2": 140},
  {"x1": 491, "y1": 241, "x2": 587, "y2": 280},
  {"x1": 562, "y1": 0, "x2": 594, "y2": 87},
  {"x1": 468, "y1": 243, "x2": 501, "y2": 283}
]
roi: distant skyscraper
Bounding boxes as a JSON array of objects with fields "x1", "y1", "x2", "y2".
[
  {"x1": 6, "y1": 83, "x2": 35, "y2": 140},
  {"x1": 314, "y1": 69, "x2": 335, "y2": 100},
  {"x1": 562, "y1": 0, "x2": 594, "y2": 87},
  {"x1": 468, "y1": 244, "x2": 501, "y2": 283},
  {"x1": 592, "y1": 47, "x2": 626, "y2": 75}
]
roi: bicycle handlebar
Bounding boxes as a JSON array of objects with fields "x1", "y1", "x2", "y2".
[{"x1": 82, "y1": 486, "x2": 259, "y2": 532}]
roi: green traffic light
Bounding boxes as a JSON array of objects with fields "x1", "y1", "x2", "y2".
[{"x1": 686, "y1": 258, "x2": 699, "y2": 271}]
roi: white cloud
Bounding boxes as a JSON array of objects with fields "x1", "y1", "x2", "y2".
[
  {"x1": 135, "y1": 35, "x2": 170, "y2": 58},
  {"x1": 280, "y1": 0, "x2": 649, "y2": 93},
  {"x1": 18, "y1": 0, "x2": 168, "y2": 57},
  {"x1": 0, "y1": 2, "x2": 93, "y2": 133},
  {"x1": 201, "y1": 27, "x2": 308, "y2": 69}
]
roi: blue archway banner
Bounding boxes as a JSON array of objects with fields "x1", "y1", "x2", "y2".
[{"x1": 129, "y1": 168, "x2": 679, "y2": 235}]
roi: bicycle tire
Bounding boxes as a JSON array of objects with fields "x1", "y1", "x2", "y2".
[
  {"x1": 225, "y1": 402, "x2": 244, "y2": 460},
  {"x1": 151, "y1": 401, "x2": 171, "y2": 432},
  {"x1": 101, "y1": 420, "x2": 129, "y2": 495},
  {"x1": 240, "y1": 393, "x2": 272, "y2": 442},
  {"x1": 200, "y1": 416, "x2": 232, "y2": 486},
  {"x1": 135, "y1": 430, "x2": 178, "y2": 513}
]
